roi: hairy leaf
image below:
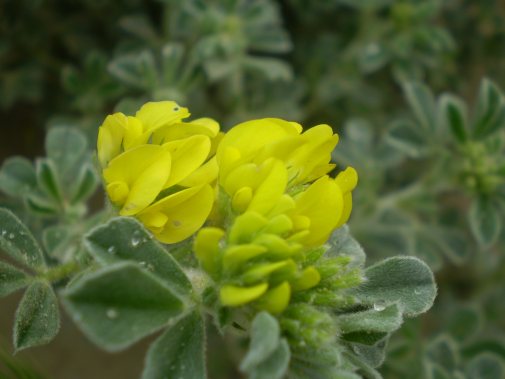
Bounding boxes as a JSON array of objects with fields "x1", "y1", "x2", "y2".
[
  {"x1": 63, "y1": 262, "x2": 184, "y2": 351},
  {"x1": 142, "y1": 310, "x2": 206, "y2": 379},
  {"x1": 14, "y1": 281, "x2": 60, "y2": 352}
]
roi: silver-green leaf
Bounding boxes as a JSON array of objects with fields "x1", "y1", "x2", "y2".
[{"x1": 13, "y1": 281, "x2": 60, "y2": 352}]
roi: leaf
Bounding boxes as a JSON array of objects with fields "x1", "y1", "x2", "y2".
[
  {"x1": 472, "y1": 79, "x2": 505, "y2": 139},
  {"x1": 439, "y1": 94, "x2": 468, "y2": 143},
  {"x1": 70, "y1": 163, "x2": 98, "y2": 204},
  {"x1": 248, "y1": 339, "x2": 290, "y2": 379},
  {"x1": 242, "y1": 57, "x2": 293, "y2": 81},
  {"x1": 359, "y1": 43, "x2": 389, "y2": 73},
  {"x1": 0, "y1": 208, "x2": 45, "y2": 269},
  {"x1": 0, "y1": 157, "x2": 36, "y2": 198},
  {"x1": 108, "y1": 51, "x2": 157, "y2": 90},
  {"x1": 338, "y1": 303, "x2": 403, "y2": 334},
  {"x1": 62, "y1": 262, "x2": 184, "y2": 351},
  {"x1": 240, "y1": 311, "x2": 281, "y2": 372},
  {"x1": 35, "y1": 159, "x2": 62, "y2": 201},
  {"x1": 142, "y1": 310, "x2": 206, "y2": 379},
  {"x1": 352, "y1": 256, "x2": 437, "y2": 317},
  {"x1": 327, "y1": 225, "x2": 365, "y2": 268},
  {"x1": 84, "y1": 217, "x2": 192, "y2": 296},
  {"x1": 403, "y1": 82, "x2": 437, "y2": 131},
  {"x1": 386, "y1": 119, "x2": 428, "y2": 158},
  {"x1": 466, "y1": 353, "x2": 505, "y2": 379},
  {"x1": 45, "y1": 127, "x2": 88, "y2": 184},
  {"x1": 426, "y1": 335, "x2": 459, "y2": 372},
  {"x1": 13, "y1": 281, "x2": 60, "y2": 352},
  {"x1": 469, "y1": 196, "x2": 501, "y2": 247},
  {"x1": 447, "y1": 305, "x2": 482, "y2": 343},
  {"x1": 349, "y1": 336, "x2": 389, "y2": 368},
  {"x1": 25, "y1": 193, "x2": 59, "y2": 217},
  {"x1": 343, "y1": 351, "x2": 383, "y2": 379},
  {"x1": 0, "y1": 261, "x2": 30, "y2": 297}
]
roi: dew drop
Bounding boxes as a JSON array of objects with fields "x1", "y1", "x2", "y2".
[
  {"x1": 131, "y1": 232, "x2": 141, "y2": 247},
  {"x1": 106, "y1": 308, "x2": 118, "y2": 319},
  {"x1": 414, "y1": 289, "x2": 421, "y2": 295},
  {"x1": 373, "y1": 301, "x2": 386, "y2": 311},
  {"x1": 8, "y1": 233, "x2": 14, "y2": 239},
  {"x1": 107, "y1": 246, "x2": 116, "y2": 254}
]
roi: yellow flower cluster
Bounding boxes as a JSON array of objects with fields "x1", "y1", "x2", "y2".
[
  {"x1": 195, "y1": 118, "x2": 357, "y2": 313},
  {"x1": 97, "y1": 101, "x2": 222, "y2": 243},
  {"x1": 97, "y1": 103, "x2": 357, "y2": 313}
]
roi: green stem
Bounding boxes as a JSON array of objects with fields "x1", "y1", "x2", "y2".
[{"x1": 39, "y1": 261, "x2": 82, "y2": 282}]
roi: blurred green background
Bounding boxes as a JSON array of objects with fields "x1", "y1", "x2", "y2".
[{"x1": 1, "y1": 0, "x2": 505, "y2": 378}]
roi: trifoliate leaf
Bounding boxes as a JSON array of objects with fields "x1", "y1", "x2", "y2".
[{"x1": 62, "y1": 262, "x2": 184, "y2": 351}]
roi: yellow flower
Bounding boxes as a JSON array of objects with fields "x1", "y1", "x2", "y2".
[
  {"x1": 216, "y1": 118, "x2": 339, "y2": 186},
  {"x1": 194, "y1": 117, "x2": 358, "y2": 314},
  {"x1": 97, "y1": 101, "x2": 221, "y2": 243}
]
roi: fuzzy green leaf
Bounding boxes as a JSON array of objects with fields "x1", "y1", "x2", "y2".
[
  {"x1": 241, "y1": 311, "x2": 281, "y2": 372},
  {"x1": 70, "y1": 164, "x2": 98, "y2": 204},
  {"x1": 386, "y1": 119, "x2": 428, "y2": 158},
  {"x1": 427, "y1": 335, "x2": 459, "y2": 372},
  {"x1": 62, "y1": 262, "x2": 184, "y2": 352},
  {"x1": 84, "y1": 217, "x2": 192, "y2": 296},
  {"x1": 0, "y1": 208, "x2": 45, "y2": 269},
  {"x1": 338, "y1": 303, "x2": 403, "y2": 334},
  {"x1": 353, "y1": 256, "x2": 437, "y2": 317},
  {"x1": 404, "y1": 82, "x2": 437, "y2": 131},
  {"x1": 45, "y1": 127, "x2": 88, "y2": 184},
  {"x1": 472, "y1": 79, "x2": 505, "y2": 139},
  {"x1": 469, "y1": 197, "x2": 501, "y2": 247},
  {"x1": 327, "y1": 225, "x2": 365, "y2": 268},
  {"x1": 14, "y1": 281, "x2": 60, "y2": 352},
  {"x1": 0, "y1": 157, "x2": 36, "y2": 198},
  {"x1": 440, "y1": 94, "x2": 468, "y2": 143},
  {"x1": 466, "y1": 353, "x2": 505, "y2": 379},
  {"x1": 248, "y1": 339, "x2": 290, "y2": 379},
  {"x1": 447, "y1": 305, "x2": 482, "y2": 343},
  {"x1": 35, "y1": 159, "x2": 62, "y2": 201},
  {"x1": 142, "y1": 310, "x2": 206, "y2": 379},
  {"x1": 0, "y1": 261, "x2": 30, "y2": 297}
]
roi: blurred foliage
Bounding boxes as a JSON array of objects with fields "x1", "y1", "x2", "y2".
[{"x1": 1, "y1": 0, "x2": 505, "y2": 378}]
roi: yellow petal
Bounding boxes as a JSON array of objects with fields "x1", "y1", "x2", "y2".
[
  {"x1": 135, "y1": 101, "x2": 190, "y2": 131},
  {"x1": 247, "y1": 159, "x2": 288, "y2": 215},
  {"x1": 242, "y1": 260, "x2": 294, "y2": 284},
  {"x1": 336, "y1": 192, "x2": 353, "y2": 227},
  {"x1": 232, "y1": 186, "x2": 253, "y2": 213},
  {"x1": 120, "y1": 150, "x2": 172, "y2": 215},
  {"x1": 138, "y1": 184, "x2": 214, "y2": 244},
  {"x1": 122, "y1": 116, "x2": 146, "y2": 150},
  {"x1": 253, "y1": 233, "x2": 302, "y2": 259},
  {"x1": 228, "y1": 211, "x2": 268, "y2": 244},
  {"x1": 106, "y1": 181, "x2": 129, "y2": 204},
  {"x1": 151, "y1": 119, "x2": 218, "y2": 145},
  {"x1": 220, "y1": 283, "x2": 268, "y2": 307},
  {"x1": 194, "y1": 227, "x2": 225, "y2": 276},
  {"x1": 217, "y1": 118, "x2": 300, "y2": 166},
  {"x1": 103, "y1": 145, "x2": 168, "y2": 185},
  {"x1": 255, "y1": 281, "x2": 291, "y2": 314},
  {"x1": 223, "y1": 163, "x2": 261, "y2": 195},
  {"x1": 293, "y1": 176, "x2": 344, "y2": 246},
  {"x1": 335, "y1": 166, "x2": 358, "y2": 193},
  {"x1": 97, "y1": 113, "x2": 128, "y2": 166},
  {"x1": 291, "y1": 266, "x2": 321, "y2": 291},
  {"x1": 222, "y1": 244, "x2": 267, "y2": 272},
  {"x1": 163, "y1": 135, "x2": 211, "y2": 187},
  {"x1": 178, "y1": 156, "x2": 219, "y2": 187},
  {"x1": 263, "y1": 214, "x2": 293, "y2": 235}
]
